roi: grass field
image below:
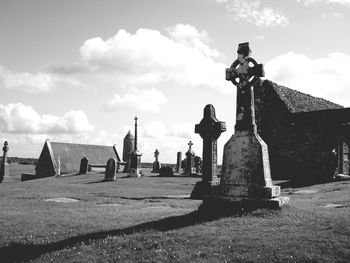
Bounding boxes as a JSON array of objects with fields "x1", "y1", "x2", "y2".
[{"x1": 0, "y1": 164, "x2": 349, "y2": 262}]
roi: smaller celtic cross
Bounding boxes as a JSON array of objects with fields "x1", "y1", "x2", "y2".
[
  {"x1": 195, "y1": 104, "x2": 226, "y2": 182},
  {"x1": 154, "y1": 149, "x2": 159, "y2": 162}
]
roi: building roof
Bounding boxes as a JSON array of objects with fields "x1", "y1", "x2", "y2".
[{"x1": 262, "y1": 80, "x2": 343, "y2": 113}]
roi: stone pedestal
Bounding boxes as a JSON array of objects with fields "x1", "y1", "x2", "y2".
[
  {"x1": 219, "y1": 131, "x2": 280, "y2": 199},
  {"x1": 151, "y1": 161, "x2": 161, "y2": 173},
  {"x1": 128, "y1": 150, "x2": 142, "y2": 178},
  {"x1": 0, "y1": 163, "x2": 12, "y2": 183}
]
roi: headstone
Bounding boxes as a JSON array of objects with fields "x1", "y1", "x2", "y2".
[
  {"x1": 194, "y1": 156, "x2": 202, "y2": 174},
  {"x1": 79, "y1": 156, "x2": 89, "y2": 175},
  {"x1": 176, "y1": 152, "x2": 182, "y2": 173},
  {"x1": 191, "y1": 104, "x2": 226, "y2": 199},
  {"x1": 128, "y1": 116, "x2": 142, "y2": 177},
  {"x1": 159, "y1": 166, "x2": 174, "y2": 177},
  {"x1": 123, "y1": 130, "x2": 135, "y2": 172},
  {"x1": 182, "y1": 141, "x2": 196, "y2": 176},
  {"x1": 0, "y1": 141, "x2": 11, "y2": 183},
  {"x1": 105, "y1": 158, "x2": 117, "y2": 181},
  {"x1": 207, "y1": 42, "x2": 288, "y2": 208},
  {"x1": 151, "y1": 149, "x2": 161, "y2": 173}
]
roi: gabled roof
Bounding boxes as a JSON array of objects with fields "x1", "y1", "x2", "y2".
[{"x1": 262, "y1": 80, "x2": 343, "y2": 113}]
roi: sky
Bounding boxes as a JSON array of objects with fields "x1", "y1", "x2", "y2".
[{"x1": 0, "y1": 0, "x2": 350, "y2": 163}]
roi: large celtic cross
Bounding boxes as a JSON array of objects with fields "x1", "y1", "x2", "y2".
[{"x1": 226, "y1": 42, "x2": 264, "y2": 133}]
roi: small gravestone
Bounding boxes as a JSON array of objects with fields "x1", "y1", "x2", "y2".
[
  {"x1": 159, "y1": 166, "x2": 174, "y2": 177},
  {"x1": 194, "y1": 156, "x2": 202, "y2": 174},
  {"x1": 79, "y1": 156, "x2": 89, "y2": 175},
  {"x1": 191, "y1": 104, "x2": 226, "y2": 199},
  {"x1": 151, "y1": 149, "x2": 161, "y2": 173},
  {"x1": 105, "y1": 158, "x2": 117, "y2": 181},
  {"x1": 56, "y1": 156, "x2": 61, "y2": 176},
  {"x1": 176, "y1": 152, "x2": 182, "y2": 173},
  {"x1": 0, "y1": 141, "x2": 11, "y2": 183},
  {"x1": 182, "y1": 141, "x2": 196, "y2": 176}
]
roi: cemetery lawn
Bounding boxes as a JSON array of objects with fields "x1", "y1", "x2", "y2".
[{"x1": 0, "y1": 164, "x2": 349, "y2": 262}]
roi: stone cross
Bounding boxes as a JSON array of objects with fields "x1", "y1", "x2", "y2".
[
  {"x1": 188, "y1": 141, "x2": 193, "y2": 150},
  {"x1": 0, "y1": 141, "x2": 10, "y2": 182},
  {"x1": 154, "y1": 149, "x2": 159, "y2": 162},
  {"x1": 2, "y1": 141, "x2": 9, "y2": 164},
  {"x1": 195, "y1": 104, "x2": 226, "y2": 182},
  {"x1": 225, "y1": 42, "x2": 264, "y2": 133}
]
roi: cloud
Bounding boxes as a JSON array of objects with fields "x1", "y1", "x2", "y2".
[
  {"x1": 265, "y1": 52, "x2": 350, "y2": 106},
  {"x1": 142, "y1": 121, "x2": 168, "y2": 138},
  {"x1": 0, "y1": 65, "x2": 81, "y2": 93},
  {"x1": 217, "y1": 0, "x2": 289, "y2": 27},
  {"x1": 78, "y1": 24, "x2": 231, "y2": 93},
  {"x1": 104, "y1": 88, "x2": 168, "y2": 112},
  {"x1": 297, "y1": 0, "x2": 350, "y2": 7},
  {"x1": 0, "y1": 103, "x2": 94, "y2": 134}
]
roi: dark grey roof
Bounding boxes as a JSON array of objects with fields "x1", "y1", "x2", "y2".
[{"x1": 262, "y1": 80, "x2": 343, "y2": 113}]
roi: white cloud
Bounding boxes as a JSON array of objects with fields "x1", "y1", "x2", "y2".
[
  {"x1": 79, "y1": 25, "x2": 231, "y2": 94},
  {"x1": 297, "y1": 0, "x2": 350, "y2": 7},
  {"x1": 0, "y1": 103, "x2": 94, "y2": 134},
  {"x1": 265, "y1": 52, "x2": 350, "y2": 106},
  {"x1": 104, "y1": 88, "x2": 168, "y2": 112},
  {"x1": 142, "y1": 121, "x2": 168, "y2": 138},
  {"x1": 0, "y1": 65, "x2": 81, "y2": 93},
  {"x1": 217, "y1": 0, "x2": 289, "y2": 27}
]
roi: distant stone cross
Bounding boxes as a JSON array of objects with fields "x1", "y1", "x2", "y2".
[
  {"x1": 195, "y1": 104, "x2": 226, "y2": 182},
  {"x1": 188, "y1": 141, "x2": 193, "y2": 150},
  {"x1": 154, "y1": 149, "x2": 159, "y2": 162},
  {"x1": 225, "y1": 42, "x2": 264, "y2": 133},
  {"x1": 2, "y1": 141, "x2": 9, "y2": 163}
]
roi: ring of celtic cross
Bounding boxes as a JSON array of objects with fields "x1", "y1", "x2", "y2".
[{"x1": 227, "y1": 57, "x2": 259, "y2": 86}]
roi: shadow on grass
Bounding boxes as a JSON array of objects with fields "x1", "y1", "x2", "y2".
[{"x1": 0, "y1": 202, "x2": 272, "y2": 263}]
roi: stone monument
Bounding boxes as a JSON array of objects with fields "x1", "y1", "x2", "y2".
[
  {"x1": 182, "y1": 141, "x2": 196, "y2": 176},
  {"x1": 79, "y1": 156, "x2": 89, "y2": 175},
  {"x1": 191, "y1": 104, "x2": 226, "y2": 199},
  {"x1": 176, "y1": 151, "x2": 182, "y2": 173},
  {"x1": 151, "y1": 149, "x2": 161, "y2": 173},
  {"x1": 211, "y1": 42, "x2": 288, "y2": 208},
  {"x1": 105, "y1": 158, "x2": 117, "y2": 181},
  {"x1": 128, "y1": 116, "x2": 142, "y2": 177},
  {"x1": 122, "y1": 130, "x2": 134, "y2": 172},
  {"x1": 0, "y1": 141, "x2": 11, "y2": 183}
]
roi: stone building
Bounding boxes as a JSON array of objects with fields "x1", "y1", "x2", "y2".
[{"x1": 254, "y1": 79, "x2": 349, "y2": 183}]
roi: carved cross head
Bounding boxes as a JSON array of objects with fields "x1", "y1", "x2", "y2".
[
  {"x1": 3, "y1": 141, "x2": 9, "y2": 153},
  {"x1": 154, "y1": 149, "x2": 159, "y2": 157},
  {"x1": 225, "y1": 42, "x2": 264, "y2": 87},
  {"x1": 195, "y1": 104, "x2": 226, "y2": 141}
]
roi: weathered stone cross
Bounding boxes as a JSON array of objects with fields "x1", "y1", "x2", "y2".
[
  {"x1": 225, "y1": 42, "x2": 264, "y2": 133},
  {"x1": 2, "y1": 141, "x2": 9, "y2": 163},
  {"x1": 154, "y1": 149, "x2": 159, "y2": 162},
  {"x1": 188, "y1": 141, "x2": 193, "y2": 151},
  {"x1": 195, "y1": 104, "x2": 226, "y2": 182}
]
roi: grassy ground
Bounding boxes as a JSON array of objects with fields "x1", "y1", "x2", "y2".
[{"x1": 0, "y1": 164, "x2": 349, "y2": 262}]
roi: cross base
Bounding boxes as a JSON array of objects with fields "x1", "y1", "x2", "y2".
[
  {"x1": 0, "y1": 163, "x2": 12, "y2": 183},
  {"x1": 151, "y1": 161, "x2": 161, "y2": 173},
  {"x1": 128, "y1": 168, "x2": 142, "y2": 178},
  {"x1": 203, "y1": 196, "x2": 289, "y2": 210},
  {"x1": 190, "y1": 178, "x2": 220, "y2": 200}
]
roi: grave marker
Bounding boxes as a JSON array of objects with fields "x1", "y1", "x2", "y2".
[
  {"x1": 151, "y1": 149, "x2": 161, "y2": 173},
  {"x1": 176, "y1": 152, "x2": 182, "y2": 173},
  {"x1": 209, "y1": 42, "x2": 288, "y2": 208},
  {"x1": 128, "y1": 116, "x2": 142, "y2": 177},
  {"x1": 0, "y1": 141, "x2": 11, "y2": 183},
  {"x1": 79, "y1": 156, "x2": 89, "y2": 175},
  {"x1": 182, "y1": 141, "x2": 196, "y2": 176},
  {"x1": 191, "y1": 104, "x2": 226, "y2": 199},
  {"x1": 105, "y1": 158, "x2": 117, "y2": 181}
]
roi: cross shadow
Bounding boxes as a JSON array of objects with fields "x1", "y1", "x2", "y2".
[{"x1": 0, "y1": 202, "x2": 268, "y2": 263}]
